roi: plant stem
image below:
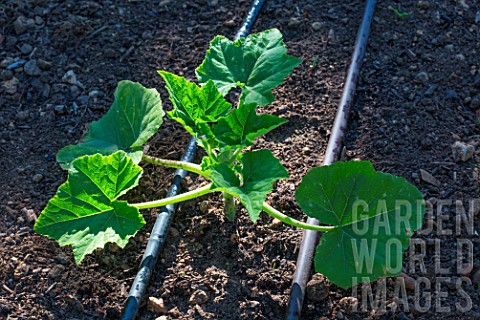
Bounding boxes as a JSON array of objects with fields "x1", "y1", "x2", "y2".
[
  {"x1": 132, "y1": 183, "x2": 215, "y2": 210},
  {"x1": 223, "y1": 192, "x2": 236, "y2": 221},
  {"x1": 262, "y1": 202, "x2": 334, "y2": 232},
  {"x1": 142, "y1": 155, "x2": 208, "y2": 178}
]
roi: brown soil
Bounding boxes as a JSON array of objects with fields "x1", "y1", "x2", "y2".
[{"x1": 1, "y1": 0, "x2": 480, "y2": 319}]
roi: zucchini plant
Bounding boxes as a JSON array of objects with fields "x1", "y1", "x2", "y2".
[{"x1": 34, "y1": 29, "x2": 424, "y2": 289}]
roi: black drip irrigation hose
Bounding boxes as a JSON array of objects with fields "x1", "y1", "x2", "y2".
[
  {"x1": 285, "y1": 0, "x2": 377, "y2": 319},
  {"x1": 120, "y1": 1, "x2": 265, "y2": 319}
]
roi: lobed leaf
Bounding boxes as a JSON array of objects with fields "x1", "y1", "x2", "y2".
[
  {"x1": 35, "y1": 151, "x2": 145, "y2": 264},
  {"x1": 56, "y1": 80, "x2": 164, "y2": 168},
  {"x1": 196, "y1": 28, "x2": 302, "y2": 106},
  {"x1": 158, "y1": 71, "x2": 231, "y2": 143},
  {"x1": 213, "y1": 103, "x2": 287, "y2": 150},
  {"x1": 295, "y1": 161, "x2": 425, "y2": 289},
  {"x1": 210, "y1": 149, "x2": 288, "y2": 221}
]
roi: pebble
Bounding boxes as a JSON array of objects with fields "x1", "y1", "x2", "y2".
[
  {"x1": 417, "y1": 1, "x2": 430, "y2": 9},
  {"x1": 451, "y1": 141, "x2": 475, "y2": 162},
  {"x1": 311, "y1": 22, "x2": 323, "y2": 31},
  {"x1": 24, "y1": 60, "x2": 42, "y2": 76},
  {"x1": 209, "y1": 0, "x2": 218, "y2": 6},
  {"x1": 0, "y1": 57, "x2": 14, "y2": 68},
  {"x1": 397, "y1": 272, "x2": 416, "y2": 290},
  {"x1": 35, "y1": 16, "x2": 44, "y2": 25},
  {"x1": 223, "y1": 20, "x2": 235, "y2": 27},
  {"x1": 62, "y1": 70, "x2": 78, "y2": 85},
  {"x1": 76, "y1": 95, "x2": 89, "y2": 106},
  {"x1": 336, "y1": 311, "x2": 345, "y2": 319},
  {"x1": 37, "y1": 59, "x2": 52, "y2": 70},
  {"x1": 476, "y1": 11, "x2": 480, "y2": 24},
  {"x1": 415, "y1": 71, "x2": 429, "y2": 83},
  {"x1": 470, "y1": 94, "x2": 480, "y2": 110},
  {"x1": 48, "y1": 264, "x2": 65, "y2": 279},
  {"x1": 53, "y1": 105, "x2": 65, "y2": 115},
  {"x1": 444, "y1": 44, "x2": 454, "y2": 51},
  {"x1": 13, "y1": 16, "x2": 35, "y2": 35},
  {"x1": 42, "y1": 84, "x2": 51, "y2": 98},
  {"x1": 420, "y1": 169, "x2": 440, "y2": 186},
  {"x1": 268, "y1": 218, "x2": 283, "y2": 230},
  {"x1": 89, "y1": 90, "x2": 101, "y2": 98},
  {"x1": 2, "y1": 77, "x2": 20, "y2": 94},
  {"x1": 188, "y1": 290, "x2": 209, "y2": 305},
  {"x1": 148, "y1": 297, "x2": 167, "y2": 314},
  {"x1": 288, "y1": 17, "x2": 301, "y2": 29},
  {"x1": 20, "y1": 43, "x2": 33, "y2": 55},
  {"x1": 338, "y1": 296, "x2": 359, "y2": 314},
  {"x1": 32, "y1": 173, "x2": 44, "y2": 183},
  {"x1": 306, "y1": 274, "x2": 329, "y2": 301},
  {"x1": 328, "y1": 29, "x2": 335, "y2": 42},
  {"x1": 0, "y1": 69, "x2": 13, "y2": 81},
  {"x1": 21, "y1": 208, "x2": 37, "y2": 223}
]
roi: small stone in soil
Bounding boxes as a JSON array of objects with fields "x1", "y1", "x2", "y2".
[
  {"x1": 54, "y1": 105, "x2": 66, "y2": 115},
  {"x1": 415, "y1": 71, "x2": 429, "y2": 83},
  {"x1": 148, "y1": 297, "x2": 167, "y2": 314},
  {"x1": 288, "y1": 17, "x2": 301, "y2": 29},
  {"x1": 328, "y1": 29, "x2": 335, "y2": 42},
  {"x1": 62, "y1": 70, "x2": 78, "y2": 85},
  {"x1": 397, "y1": 272, "x2": 416, "y2": 290},
  {"x1": 37, "y1": 59, "x2": 52, "y2": 70},
  {"x1": 451, "y1": 141, "x2": 475, "y2": 162},
  {"x1": 24, "y1": 60, "x2": 42, "y2": 76},
  {"x1": 21, "y1": 208, "x2": 37, "y2": 223},
  {"x1": 420, "y1": 169, "x2": 440, "y2": 186},
  {"x1": 20, "y1": 43, "x2": 33, "y2": 55},
  {"x1": 306, "y1": 273, "x2": 329, "y2": 301},
  {"x1": 48, "y1": 264, "x2": 65, "y2": 279},
  {"x1": 268, "y1": 218, "x2": 283, "y2": 230},
  {"x1": 338, "y1": 296, "x2": 359, "y2": 315},
  {"x1": 417, "y1": 1, "x2": 430, "y2": 9},
  {"x1": 223, "y1": 19, "x2": 235, "y2": 27},
  {"x1": 311, "y1": 22, "x2": 323, "y2": 31},
  {"x1": 188, "y1": 290, "x2": 209, "y2": 305},
  {"x1": 13, "y1": 16, "x2": 35, "y2": 35},
  {"x1": 32, "y1": 173, "x2": 44, "y2": 183},
  {"x1": 1, "y1": 57, "x2": 14, "y2": 68},
  {"x1": 0, "y1": 70, "x2": 13, "y2": 81}
]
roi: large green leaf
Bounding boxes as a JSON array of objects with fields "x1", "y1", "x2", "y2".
[
  {"x1": 210, "y1": 149, "x2": 288, "y2": 221},
  {"x1": 159, "y1": 71, "x2": 231, "y2": 141},
  {"x1": 213, "y1": 103, "x2": 287, "y2": 149},
  {"x1": 56, "y1": 80, "x2": 164, "y2": 168},
  {"x1": 35, "y1": 151, "x2": 145, "y2": 264},
  {"x1": 295, "y1": 161, "x2": 425, "y2": 289},
  {"x1": 196, "y1": 28, "x2": 302, "y2": 106}
]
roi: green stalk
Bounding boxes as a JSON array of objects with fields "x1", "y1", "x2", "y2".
[
  {"x1": 142, "y1": 155, "x2": 208, "y2": 178},
  {"x1": 223, "y1": 192, "x2": 236, "y2": 221},
  {"x1": 262, "y1": 202, "x2": 334, "y2": 232},
  {"x1": 133, "y1": 183, "x2": 215, "y2": 210}
]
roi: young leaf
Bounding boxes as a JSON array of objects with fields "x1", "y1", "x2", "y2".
[
  {"x1": 196, "y1": 28, "x2": 302, "y2": 106},
  {"x1": 56, "y1": 81, "x2": 164, "y2": 168},
  {"x1": 158, "y1": 71, "x2": 231, "y2": 140},
  {"x1": 295, "y1": 161, "x2": 425, "y2": 289},
  {"x1": 213, "y1": 103, "x2": 287, "y2": 149},
  {"x1": 34, "y1": 151, "x2": 145, "y2": 264},
  {"x1": 210, "y1": 149, "x2": 288, "y2": 221}
]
